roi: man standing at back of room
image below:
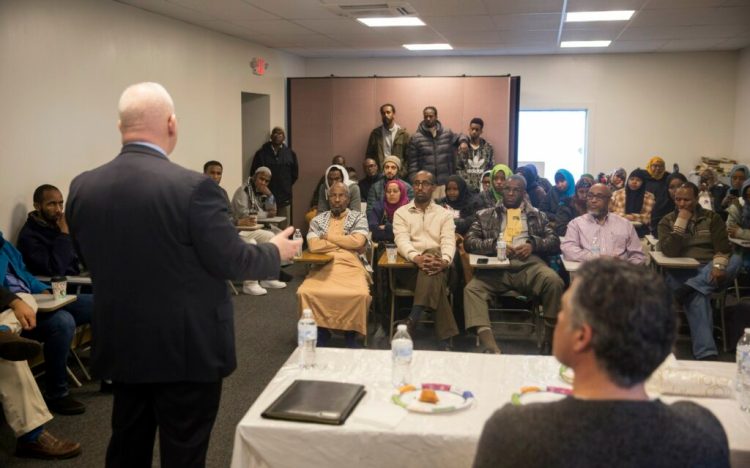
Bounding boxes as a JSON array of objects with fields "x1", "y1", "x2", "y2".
[
  {"x1": 366, "y1": 103, "x2": 409, "y2": 176},
  {"x1": 406, "y1": 106, "x2": 459, "y2": 199},
  {"x1": 250, "y1": 127, "x2": 298, "y2": 229},
  {"x1": 66, "y1": 82, "x2": 300, "y2": 468}
]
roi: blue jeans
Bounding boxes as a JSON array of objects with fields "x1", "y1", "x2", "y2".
[
  {"x1": 22, "y1": 293, "x2": 93, "y2": 399},
  {"x1": 665, "y1": 255, "x2": 741, "y2": 359}
]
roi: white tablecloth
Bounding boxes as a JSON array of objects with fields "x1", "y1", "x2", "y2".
[{"x1": 231, "y1": 349, "x2": 750, "y2": 468}]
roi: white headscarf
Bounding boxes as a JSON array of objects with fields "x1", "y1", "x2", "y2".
[{"x1": 324, "y1": 164, "x2": 354, "y2": 200}]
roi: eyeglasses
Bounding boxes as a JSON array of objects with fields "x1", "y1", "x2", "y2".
[
  {"x1": 585, "y1": 193, "x2": 610, "y2": 201},
  {"x1": 413, "y1": 181, "x2": 434, "y2": 187}
]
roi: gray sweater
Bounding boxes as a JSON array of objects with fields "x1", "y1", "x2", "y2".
[{"x1": 473, "y1": 397, "x2": 729, "y2": 468}]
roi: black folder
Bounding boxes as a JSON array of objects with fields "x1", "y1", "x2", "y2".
[{"x1": 261, "y1": 380, "x2": 366, "y2": 425}]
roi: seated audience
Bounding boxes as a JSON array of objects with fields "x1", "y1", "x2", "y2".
[
  {"x1": 393, "y1": 171, "x2": 459, "y2": 349},
  {"x1": 1, "y1": 231, "x2": 91, "y2": 415},
  {"x1": 306, "y1": 155, "x2": 347, "y2": 224},
  {"x1": 644, "y1": 156, "x2": 673, "y2": 237},
  {"x1": 697, "y1": 168, "x2": 727, "y2": 213},
  {"x1": 608, "y1": 167, "x2": 626, "y2": 192},
  {"x1": 435, "y1": 175, "x2": 481, "y2": 236},
  {"x1": 658, "y1": 182, "x2": 741, "y2": 360},
  {"x1": 539, "y1": 169, "x2": 575, "y2": 221},
  {"x1": 473, "y1": 258, "x2": 729, "y2": 468},
  {"x1": 297, "y1": 182, "x2": 370, "y2": 348},
  {"x1": 609, "y1": 168, "x2": 655, "y2": 237},
  {"x1": 368, "y1": 179, "x2": 409, "y2": 243},
  {"x1": 479, "y1": 170, "x2": 491, "y2": 193},
  {"x1": 317, "y1": 164, "x2": 361, "y2": 213},
  {"x1": 17, "y1": 185, "x2": 82, "y2": 277},
  {"x1": 719, "y1": 164, "x2": 749, "y2": 217},
  {"x1": 367, "y1": 155, "x2": 414, "y2": 218},
  {"x1": 562, "y1": 184, "x2": 646, "y2": 264},
  {"x1": 456, "y1": 117, "x2": 493, "y2": 193},
  {"x1": 726, "y1": 178, "x2": 750, "y2": 269},
  {"x1": 358, "y1": 157, "x2": 382, "y2": 202},
  {"x1": 667, "y1": 172, "x2": 688, "y2": 202},
  {"x1": 464, "y1": 175, "x2": 564, "y2": 354},
  {"x1": 555, "y1": 178, "x2": 592, "y2": 236},
  {"x1": 0, "y1": 289, "x2": 82, "y2": 460},
  {"x1": 203, "y1": 160, "x2": 223, "y2": 184},
  {"x1": 478, "y1": 164, "x2": 512, "y2": 209},
  {"x1": 230, "y1": 166, "x2": 288, "y2": 295},
  {"x1": 346, "y1": 166, "x2": 358, "y2": 182},
  {"x1": 516, "y1": 164, "x2": 547, "y2": 208}
]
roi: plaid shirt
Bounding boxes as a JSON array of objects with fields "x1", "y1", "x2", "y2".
[{"x1": 609, "y1": 188, "x2": 655, "y2": 226}]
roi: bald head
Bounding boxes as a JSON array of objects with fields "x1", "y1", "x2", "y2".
[{"x1": 117, "y1": 82, "x2": 178, "y2": 154}]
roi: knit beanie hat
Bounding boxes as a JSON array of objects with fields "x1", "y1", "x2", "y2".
[{"x1": 383, "y1": 155, "x2": 402, "y2": 170}]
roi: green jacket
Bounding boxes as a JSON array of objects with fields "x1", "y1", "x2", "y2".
[
  {"x1": 365, "y1": 125, "x2": 410, "y2": 177},
  {"x1": 657, "y1": 207, "x2": 730, "y2": 264}
]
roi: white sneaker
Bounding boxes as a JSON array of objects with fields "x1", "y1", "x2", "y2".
[
  {"x1": 260, "y1": 280, "x2": 287, "y2": 289},
  {"x1": 243, "y1": 281, "x2": 267, "y2": 295}
]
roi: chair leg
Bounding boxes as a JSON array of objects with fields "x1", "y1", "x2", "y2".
[
  {"x1": 70, "y1": 349, "x2": 92, "y2": 381},
  {"x1": 228, "y1": 281, "x2": 239, "y2": 296},
  {"x1": 67, "y1": 366, "x2": 82, "y2": 388}
]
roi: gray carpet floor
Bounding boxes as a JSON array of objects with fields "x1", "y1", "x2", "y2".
[{"x1": 5, "y1": 263, "x2": 736, "y2": 467}]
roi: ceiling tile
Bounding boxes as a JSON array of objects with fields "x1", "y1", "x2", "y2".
[
  {"x1": 242, "y1": 0, "x2": 339, "y2": 19},
  {"x1": 561, "y1": 29, "x2": 621, "y2": 41},
  {"x1": 608, "y1": 39, "x2": 668, "y2": 51},
  {"x1": 294, "y1": 18, "x2": 372, "y2": 35},
  {"x1": 620, "y1": 24, "x2": 749, "y2": 40},
  {"x1": 712, "y1": 37, "x2": 750, "y2": 49},
  {"x1": 424, "y1": 15, "x2": 498, "y2": 31},
  {"x1": 166, "y1": 0, "x2": 278, "y2": 20},
  {"x1": 660, "y1": 37, "x2": 727, "y2": 50},
  {"x1": 483, "y1": 0, "x2": 565, "y2": 15},
  {"x1": 442, "y1": 30, "x2": 502, "y2": 44},
  {"x1": 566, "y1": 0, "x2": 648, "y2": 9},
  {"x1": 708, "y1": 6, "x2": 750, "y2": 25},
  {"x1": 228, "y1": 19, "x2": 316, "y2": 35},
  {"x1": 644, "y1": 0, "x2": 725, "y2": 8},
  {"x1": 491, "y1": 13, "x2": 561, "y2": 30},
  {"x1": 630, "y1": 7, "x2": 721, "y2": 27},
  {"x1": 408, "y1": 0, "x2": 489, "y2": 16},
  {"x1": 496, "y1": 29, "x2": 559, "y2": 42}
]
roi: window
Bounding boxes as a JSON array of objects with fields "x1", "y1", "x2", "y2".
[{"x1": 517, "y1": 110, "x2": 587, "y2": 182}]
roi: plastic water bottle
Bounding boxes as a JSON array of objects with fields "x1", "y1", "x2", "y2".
[
  {"x1": 496, "y1": 236, "x2": 507, "y2": 261},
  {"x1": 264, "y1": 194, "x2": 276, "y2": 213},
  {"x1": 591, "y1": 236, "x2": 601, "y2": 257},
  {"x1": 298, "y1": 309, "x2": 317, "y2": 369},
  {"x1": 737, "y1": 328, "x2": 750, "y2": 412},
  {"x1": 391, "y1": 324, "x2": 413, "y2": 387},
  {"x1": 293, "y1": 229, "x2": 303, "y2": 258}
]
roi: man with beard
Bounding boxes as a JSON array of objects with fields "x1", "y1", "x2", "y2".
[
  {"x1": 463, "y1": 175, "x2": 564, "y2": 354},
  {"x1": 658, "y1": 182, "x2": 741, "y2": 360},
  {"x1": 297, "y1": 182, "x2": 371, "y2": 348},
  {"x1": 250, "y1": 127, "x2": 298, "y2": 229},
  {"x1": 366, "y1": 155, "x2": 414, "y2": 219},
  {"x1": 406, "y1": 106, "x2": 459, "y2": 199},
  {"x1": 561, "y1": 184, "x2": 645, "y2": 264},
  {"x1": 358, "y1": 157, "x2": 382, "y2": 202},
  {"x1": 18, "y1": 185, "x2": 82, "y2": 277},
  {"x1": 393, "y1": 171, "x2": 459, "y2": 349},
  {"x1": 366, "y1": 103, "x2": 409, "y2": 175}
]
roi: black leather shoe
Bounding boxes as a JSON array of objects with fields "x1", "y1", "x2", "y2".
[
  {"x1": 0, "y1": 331, "x2": 41, "y2": 361},
  {"x1": 45, "y1": 395, "x2": 85, "y2": 415}
]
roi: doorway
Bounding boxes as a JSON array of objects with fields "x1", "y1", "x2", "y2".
[{"x1": 241, "y1": 93, "x2": 270, "y2": 181}]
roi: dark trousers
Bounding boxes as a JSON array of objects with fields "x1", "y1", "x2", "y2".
[{"x1": 106, "y1": 380, "x2": 222, "y2": 468}]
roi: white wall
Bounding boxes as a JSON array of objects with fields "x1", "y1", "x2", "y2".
[
  {"x1": 306, "y1": 52, "x2": 739, "y2": 178},
  {"x1": 735, "y1": 47, "x2": 750, "y2": 160},
  {"x1": 0, "y1": 0, "x2": 304, "y2": 237}
]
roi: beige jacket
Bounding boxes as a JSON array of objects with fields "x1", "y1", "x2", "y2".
[{"x1": 393, "y1": 200, "x2": 456, "y2": 263}]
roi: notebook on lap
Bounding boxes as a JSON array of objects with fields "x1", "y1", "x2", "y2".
[{"x1": 261, "y1": 380, "x2": 366, "y2": 425}]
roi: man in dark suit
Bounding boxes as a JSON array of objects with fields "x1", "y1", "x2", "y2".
[{"x1": 66, "y1": 82, "x2": 300, "y2": 468}]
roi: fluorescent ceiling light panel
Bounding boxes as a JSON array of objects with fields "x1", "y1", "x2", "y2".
[
  {"x1": 403, "y1": 43, "x2": 453, "y2": 50},
  {"x1": 560, "y1": 40, "x2": 612, "y2": 48},
  {"x1": 357, "y1": 17, "x2": 425, "y2": 27},
  {"x1": 566, "y1": 10, "x2": 634, "y2": 22}
]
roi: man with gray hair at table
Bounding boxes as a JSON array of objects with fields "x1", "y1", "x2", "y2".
[
  {"x1": 473, "y1": 257, "x2": 729, "y2": 468},
  {"x1": 561, "y1": 183, "x2": 646, "y2": 265}
]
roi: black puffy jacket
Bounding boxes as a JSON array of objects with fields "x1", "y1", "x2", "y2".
[{"x1": 405, "y1": 120, "x2": 458, "y2": 186}]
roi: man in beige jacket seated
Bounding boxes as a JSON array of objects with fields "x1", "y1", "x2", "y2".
[{"x1": 0, "y1": 288, "x2": 81, "y2": 460}]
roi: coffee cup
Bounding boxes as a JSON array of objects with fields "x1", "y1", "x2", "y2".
[{"x1": 50, "y1": 276, "x2": 67, "y2": 300}]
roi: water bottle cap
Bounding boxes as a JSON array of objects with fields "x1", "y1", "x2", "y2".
[
  {"x1": 302, "y1": 309, "x2": 313, "y2": 318},
  {"x1": 397, "y1": 324, "x2": 407, "y2": 331}
]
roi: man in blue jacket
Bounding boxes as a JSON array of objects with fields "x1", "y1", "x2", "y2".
[{"x1": 0, "y1": 232, "x2": 90, "y2": 415}]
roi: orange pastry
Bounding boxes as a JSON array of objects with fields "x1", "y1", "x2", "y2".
[{"x1": 419, "y1": 388, "x2": 439, "y2": 404}]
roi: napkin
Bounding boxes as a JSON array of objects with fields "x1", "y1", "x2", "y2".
[{"x1": 646, "y1": 355, "x2": 734, "y2": 398}]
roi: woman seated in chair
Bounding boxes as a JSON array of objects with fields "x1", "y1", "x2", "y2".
[
  {"x1": 609, "y1": 168, "x2": 655, "y2": 238},
  {"x1": 435, "y1": 175, "x2": 482, "y2": 236},
  {"x1": 727, "y1": 178, "x2": 750, "y2": 270},
  {"x1": 368, "y1": 179, "x2": 409, "y2": 243},
  {"x1": 478, "y1": 164, "x2": 512, "y2": 209}
]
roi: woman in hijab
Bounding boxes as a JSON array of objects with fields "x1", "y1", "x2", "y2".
[
  {"x1": 540, "y1": 169, "x2": 575, "y2": 220},
  {"x1": 368, "y1": 178, "x2": 409, "y2": 242},
  {"x1": 317, "y1": 164, "x2": 361, "y2": 213},
  {"x1": 516, "y1": 164, "x2": 547, "y2": 208},
  {"x1": 666, "y1": 172, "x2": 688, "y2": 202},
  {"x1": 609, "y1": 168, "x2": 627, "y2": 192},
  {"x1": 436, "y1": 175, "x2": 480, "y2": 236},
  {"x1": 555, "y1": 178, "x2": 592, "y2": 236},
  {"x1": 479, "y1": 170, "x2": 492, "y2": 194},
  {"x1": 478, "y1": 164, "x2": 512, "y2": 209},
  {"x1": 697, "y1": 168, "x2": 727, "y2": 213},
  {"x1": 610, "y1": 168, "x2": 655, "y2": 237},
  {"x1": 643, "y1": 156, "x2": 672, "y2": 237}
]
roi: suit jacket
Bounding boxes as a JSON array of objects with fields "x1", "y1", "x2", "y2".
[{"x1": 66, "y1": 144, "x2": 280, "y2": 383}]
